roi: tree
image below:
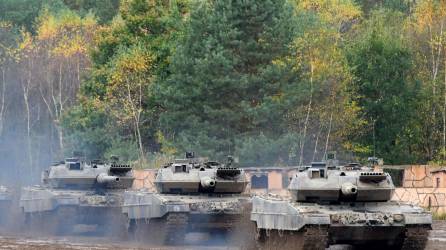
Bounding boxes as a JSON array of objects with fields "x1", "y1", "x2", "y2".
[
  {"x1": 106, "y1": 44, "x2": 153, "y2": 162},
  {"x1": 160, "y1": 0, "x2": 297, "y2": 161},
  {"x1": 346, "y1": 14, "x2": 419, "y2": 163},
  {"x1": 33, "y1": 10, "x2": 97, "y2": 155},
  {"x1": 6, "y1": 10, "x2": 98, "y2": 179},
  {"x1": 354, "y1": 0, "x2": 416, "y2": 14},
  {"x1": 409, "y1": 0, "x2": 446, "y2": 162},
  {"x1": 0, "y1": 0, "x2": 118, "y2": 33},
  {"x1": 290, "y1": 0, "x2": 361, "y2": 164},
  {"x1": 62, "y1": 0, "x2": 120, "y2": 24},
  {"x1": 0, "y1": 22, "x2": 16, "y2": 137},
  {"x1": 64, "y1": 0, "x2": 189, "y2": 161}
]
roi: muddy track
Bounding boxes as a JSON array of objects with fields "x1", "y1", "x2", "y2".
[
  {"x1": 1, "y1": 221, "x2": 446, "y2": 250},
  {"x1": 425, "y1": 220, "x2": 446, "y2": 250}
]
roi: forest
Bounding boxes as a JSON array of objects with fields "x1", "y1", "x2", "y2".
[{"x1": 1, "y1": 0, "x2": 446, "y2": 183}]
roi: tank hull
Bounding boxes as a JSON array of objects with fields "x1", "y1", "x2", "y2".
[
  {"x1": 47, "y1": 176, "x2": 134, "y2": 190},
  {"x1": 251, "y1": 196, "x2": 432, "y2": 249},
  {"x1": 19, "y1": 187, "x2": 128, "y2": 236},
  {"x1": 155, "y1": 180, "x2": 248, "y2": 194},
  {"x1": 123, "y1": 190, "x2": 253, "y2": 246}
]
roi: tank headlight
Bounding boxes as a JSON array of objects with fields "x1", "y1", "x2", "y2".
[{"x1": 393, "y1": 214, "x2": 404, "y2": 222}]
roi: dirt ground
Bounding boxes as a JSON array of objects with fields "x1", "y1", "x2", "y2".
[
  {"x1": 0, "y1": 221, "x2": 445, "y2": 250},
  {"x1": 426, "y1": 220, "x2": 446, "y2": 250}
]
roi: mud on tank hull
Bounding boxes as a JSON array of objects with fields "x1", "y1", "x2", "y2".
[
  {"x1": 19, "y1": 187, "x2": 128, "y2": 237},
  {"x1": 122, "y1": 190, "x2": 254, "y2": 246},
  {"x1": 250, "y1": 196, "x2": 432, "y2": 250}
]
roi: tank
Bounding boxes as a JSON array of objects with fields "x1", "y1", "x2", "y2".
[
  {"x1": 19, "y1": 157, "x2": 134, "y2": 236},
  {"x1": 250, "y1": 160, "x2": 432, "y2": 249},
  {"x1": 122, "y1": 153, "x2": 252, "y2": 246},
  {"x1": 0, "y1": 185, "x2": 12, "y2": 225}
]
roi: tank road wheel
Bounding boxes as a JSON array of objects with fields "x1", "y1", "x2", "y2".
[
  {"x1": 54, "y1": 206, "x2": 78, "y2": 235},
  {"x1": 23, "y1": 212, "x2": 44, "y2": 235},
  {"x1": 226, "y1": 214, "x2": 257, "y2": 248},
  {"x1": 401, "y1": 226, "x2": 429, "y2": 250},
  {"x1": 23, "y1": 211, "x2": 59, "y2": 236},
  {"x1": 255, "y1": 227, "x2": 268, "y2": 242},
  {"x1": 127, "y1": 219, "x2": 149, "y2": 242},
  {"x1": 127, "y1": 219, "x2": 138, "y2": 238},
  {"x1": 165, "y1": 213, "x2": 188, "y2": 245},
  {"x1": 96, "y1": 208, "x2": 130, "y2": 240},
  {"x1": 104, "y1": 213, "x2": 130, "y2": 240},
  {"x1": 145, "y1": 219, "x2": 168, "y2": 246},
  {"x1": 303, "y1": 225, "x2": 329, "y2": 250}
]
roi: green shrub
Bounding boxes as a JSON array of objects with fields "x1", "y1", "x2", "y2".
[
  {"x1": 234, "y1": 133, "x2": 300, "y2": 167},
  {"x1": 432, "y1": 212, "x2": 446, "y2": 220},
  {"x1": 104, "y1": 139, "x2": 139, "y2": 163}
]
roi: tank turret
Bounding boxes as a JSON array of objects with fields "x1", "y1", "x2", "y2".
[
  {"x1": 42, "y1": 157, "x2": 134, "y2": 190},
  {"x1": 289, "y1": 162, "x2": 394, "y2": 202},
  {"x1": 154, "y1": 153, "x2": 248, "y2": 194}
]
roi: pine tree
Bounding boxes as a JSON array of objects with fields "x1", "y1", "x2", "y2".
[{"x1": 160, "y1": 0, "x2": 297, "y2": 158}]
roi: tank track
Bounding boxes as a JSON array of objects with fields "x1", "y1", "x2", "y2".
[
  {"x1": 303, "y1": 225, "x2": 329, "y2": 250},
  {"x1": 128, "y1": 218, "x2": 168, "y2": 245},
  {"x1": 401, "y1": 226, "x2": 429, "y2": 250},
  {"x1": 165, "y1": 213, "x2": 189, "y2": 245},
  {"x1": 225, "y1": 213, "x2": 257, "y2": 248},
  {"x1": 253, "y1": 225, "x2": 328, "y2": 250},
  {"x1": 23, "y1": 207, "x2": 76, "y2": 236}
]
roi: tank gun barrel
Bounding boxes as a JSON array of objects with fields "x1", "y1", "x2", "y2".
[
  {"x1": 200, "y1": 176, "x2": 216, "y2": 188},
  {"x1": 97, "y1": 173, "x2": 120, "y2": 184},
  {"x1": 341, "y1": 182, "x2": 357, "y2": 196}
]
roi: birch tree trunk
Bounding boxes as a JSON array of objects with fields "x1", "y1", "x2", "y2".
[
  {"x1": 57, "y1": 62, "x2": 64, "y2": 152},
  {"x1": 443, "y1": 57, "x2": 446, "y2": 161},
  {"x1": 299, "y1": 63, "x2": 314, "y2": 166},
  {"x1": 0, "y1": 67, "x2": 6, "y2": 137},
  {"x1": 324, "y1": 110, "x2": 334, "y2": 160},
  {"x1": 126, "y1": 78, "x2": 145, "y2": 162},
  {"x1": 312, "y1": 126, "x2": 320, "y2": 162},
  {"x1": 22, "y1": 58, "x2": 34, "y2": 179}
]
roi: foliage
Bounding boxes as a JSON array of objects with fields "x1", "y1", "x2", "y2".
[
  {"x1": 62, "y1": 0, "x2": 120, "y2": 24},
  {"x1": 0, "y1": 0, "x2": 118, "y2": 33},
  {"x1": 104, "y1": 139, "x2": 140, "y2": 162},
  {"x1": 159, "y1": 0, "x2": 297, "y2": 162},
  {"x1": 4, "y1": 0, "x2": 446, "y2": 175},
  {"x1": 354, "y1": 0, "x2": 415, "y2": 14},
  {"x1": 65, "y1": 0, "x2": 189, "y2": 161},
  {"x1": 346, "y1": 10, "x2": 419, "y2": 163},
  {"x1": 235, "y1": 133, "x2": 300, "y2": 167}
]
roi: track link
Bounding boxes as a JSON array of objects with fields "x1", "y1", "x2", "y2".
[
  {"x1": 165, "y1": 213, "x2": 188, "y2": 245},
  {"x1": 401, "y1": 226, "x2": 429, "y2": 250},
  {"x1": 254, "y1": 229, "x2": 305, "y2": 250},
  {"x1": 303, "y1": 225, "x2": 329, "y2": 250}
]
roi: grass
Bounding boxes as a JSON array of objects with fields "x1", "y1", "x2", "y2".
[{"x1": 432, "y1": 212, "x2": 446, "y2": 220}]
